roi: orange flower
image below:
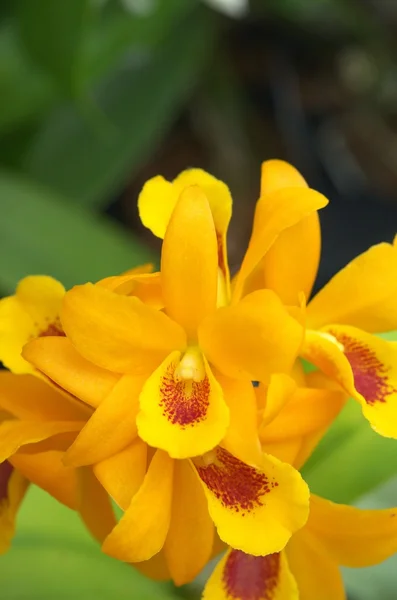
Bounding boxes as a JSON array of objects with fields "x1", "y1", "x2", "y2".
[{"x1": 243, "y1": 159, "x2": 397, "y2": 438}]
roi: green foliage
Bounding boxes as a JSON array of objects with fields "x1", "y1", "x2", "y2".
[
  {"x1": 0, "y1": 0, "x2": 215, "y2": 293},
  {"x1": 16, "y1": 0, "x2": 90, "y2": 95},
  {"x1": 1, "y1": 486, "x2": 178, "y2": 599}
]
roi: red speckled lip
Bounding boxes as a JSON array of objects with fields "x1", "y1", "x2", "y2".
[
  {"x1": 159, "y1": 358, "x2": 210, "y2": 427},
  {"x1": 0, "y1": 461, "x2": 13, "y2": 502},
  {"x1": 223, "y1": 550, "x2": 280, "y2": 600},
  {"x1": 330, "y1": 330, "x2": 396, "y2": 405},
  {"x1": 196, "y1": 447, "x2": 278, "y2": 514}
]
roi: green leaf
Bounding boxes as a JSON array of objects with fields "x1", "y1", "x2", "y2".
[
  {"x1": 302, "y1": 400, "x2": 397, "y2": 504},
  {"x1": 0, "y1": 1, "x2": 197, "y2": 133},
  {"x1": 1, "y1": 486, "x2": 177, "y2": 599},
  {"x1": 16, "y1": 0, "x2": 90, "y2": 94},
  {"x1": 23, "y1": 6, "x2": 216, "y2": 209},
  {"x1": 0, "y1": 170, "x2": 154, "y2": 293}
]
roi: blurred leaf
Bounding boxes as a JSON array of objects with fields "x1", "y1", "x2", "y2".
[
  {"x1": 0, "y1": 170, "x2": 154, "y2": 293},
  {"x1": 23, "y1": 6, "x2": 215, "y2": 208},
  {"x1": 0, "y1": 486, "x2": 177, "y2": 599},
  {"x1": 302, "y1": 399, "x2": 397, "y2": 504},
  {"x1": 0, "y1": 0, "x2": 197, "y2": 134},
  {"x1": 16, "y1": 0, "x2": 90, "y2": 94}
]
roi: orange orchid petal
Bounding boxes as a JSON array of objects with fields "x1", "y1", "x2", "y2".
[
  {"x1": 138, "y1": 169, "x2": 232, "y2": 283},
  {"x1": 23, "y1": 337, "x2": 119, "y2": 408},
  {"x1": 307, "y1": 242, "x2": 397, "y2": 332},
  {"x1": 302, "y1": 326, "x2": 397, "y2": 438},
  {"x1": 161, "y1": 186, "x2": 218, "y2": 339},
  {"x1": 134, "y1": 550, "x2": 171, "y2": 581},
  {"x1": 286, "y1": 529, "x2": 345, "y2": 600},
  {"x1": 258, "y1": 374, "x2": 298, "y2": 425},
  {"x1": 0, "y1": 276, "x2": 65, "y2": 374},
  {"x1": 98, "y1": 271, "x2": 163, "y2": 310},
  {"x1": 199, "y1": 290, "x2": 303, "y2": 383},
  {"x1": 307, "y1": 494, "x2": 397, "y2": 568},
  {"x1": 0, "y1": 420, "x2": 83, "y2": 463},
  {"x1": 10, "y1": 450, "x2": 78, "y2": 509},
  {"x1": 260, "y1": 160, "x2": 321, "y2": 305},
  {"x1": 137, "y1": 351, "x2": 229, "y2": 459},
  {"x1": 102, "y1": 450, "x2": 174, "y2": 563},
  {"x1": 0, "y1": 371, "x2": 89, "y2": 421},
  {"x1": 193, "y1": 447, "x2": 309, "y2": 556},
  {"x1": 218, "y1": 375, "x2": 262, "y2": 466},
  {"x1": 233, "y1": 186, "x2": 328, "y2": 303},
  {"x1": 0, "y1": 463, "x2": 29, "y2": 554},
  {"x1": 93, "y1": 439, "x2": 147, "y2": 510},
  {"x1": 203, "y1": 548, "x2": 298, "y2": 600},
  {"x1": 164, "y1": 460, "x2": 214, "y2": 585},
  {"x1": 64, "y1": 374, "x2": 145, "y2": 467},
  {"x1": 260, "y1": 387, "x2": 346, "y2": 442},
  {"x1": 61, "y1": 283, "x2": 186, "y2": 374},
  {"x1": 77, "y1": 467, "x2": 116, "y2": 544}
]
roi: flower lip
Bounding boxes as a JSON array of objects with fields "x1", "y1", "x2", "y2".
[
  {"x1": 194, "y1": 447, "x2": 278, "y2": 514},
  {"x1": 223, "y1": 550, "x2": 280, "y2": 600}
]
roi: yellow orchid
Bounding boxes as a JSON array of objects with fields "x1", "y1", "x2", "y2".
[
  {"x1": 204, "y1": 372, "x2": 397, "y2": 600},
  {"x1": 0, "y1": 367, "x2": 310, "y2": 580},
  {"x1": 20, "y1": 173, "x2": 328, "y2": 465},
  {"x1": 0, "y1": 372, "x2": 115, "y2": 550},
  {"x1": 203, "y1": 496, "x2": 397, "y2": 600},
  {"x1": 240, "y1": 159, "x2": 397, "y2": 439}
]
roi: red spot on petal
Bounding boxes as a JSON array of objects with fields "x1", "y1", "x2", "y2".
[
  {"x1": 0, "y1": 461, "x2": 13, "y2": 503},
  {"x1": 331, "y1": 331, "x2": 396, "y2": 405},
  {"x1": 39, "y1": 322, "x2": 65, "y2": 338},
  {"x1": 159, "y1": 359, "x2": 210, "y2": 427},
  {"x1": 217, "y1": 232, "x2": 227, "y2": 277},
  {"x1": 196, "y1": 448, "x2": 277, "y2": 514},
  {"x1": 223, "y1": 550, "x2": 280, "y2": 600}
]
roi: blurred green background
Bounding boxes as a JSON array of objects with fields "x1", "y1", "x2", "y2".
[{"x1": 1, "y1": 0, "x2": 397, "y2": 598}]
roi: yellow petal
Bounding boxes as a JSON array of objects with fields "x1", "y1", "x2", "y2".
[
  {"x1": 102, "y1": 450, "x2": 174, "y2": 562},
  {"x1": 307, "y1": 494, "x2": 397, "y2": 567},
  {"x1": 193, "y1": 447, "x2": 309, "y2": 556},
  {"x1": 0, "y1": 420, "x2": 83, "y2": 462},
  {"x1": 0, "y1": 371, "x2": 90, "y2": 421},
  {"x1": 259, "y1": 160, "x2": 321, "y2": 305},
  {"x1": 261, "y1": 438, "x2": 303, "y2": 466},
  {"x1": 217, "y1": 375, "x2": 262, "y2": 466},
  {"x1": 302, "y1": 326, "x2": 397, "y2": 438},
  {"x1": 137, "y1": 351, "x2": 229, "y2": 459},
  {"x1": 93, "y1": 439, "x2": 147, "y2": 510},
  {"x1": 286, "y1": 530, "x2": 345, "y2": 600},
  {"x1": 258, "y1": 374, "x2": 298, "y2": 426},
  {"x1": 0, "y1": 276, "x2": 65, "y2": 374},
  {"x1": 199, "y1": 290, "x2": 303, "y2": 383},
  {"x1": 233, "y1": 186, "x2": 328, "y2": 302},
  {"x1": 98, "y1": 271, "x2": 163, "y2": 310},
  {"x1": 64, "y1": 374, "x2": 144, "y2": 467},
  {"x1": 203, "y1": 548, "x2": 298, "y2": 600},
  {"x1": 23, "y1": 337, "x2": 119, "y2": 408},
  {"x1": 10, "y1": 450, "x2": 78, "y2": 509},
  {"x1": 138, "y1": 170, "x2": 232, "y2": 245},
  {"x1": 260, "y1": 387, "x2": 346, "y2": 442},
  {"x1": 134, "y1": 550, "x2": 171, "y2": 581},
  {"x1": 0, "y1": 463, "x2": 29, "y2": 554},
  {"x1": 161, "y1": 186, "x2": 218, "y2": 339},
  {"x1": 77, "y1": 467, "x2": 116, "y2": 544},
  {"x1": 307, "y1": 242, "x2": 397, "y2": 332},
  {"x1": 61, "y1": 283, "x2": 186, "y2": 373},
  {"x1": 164, "y1": 460, "x2": 214, "y2": 585}
]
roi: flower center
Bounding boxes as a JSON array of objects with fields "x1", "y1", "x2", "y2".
[{"x1": 174, "y1": 347, "x2": 205, "y2": 383}]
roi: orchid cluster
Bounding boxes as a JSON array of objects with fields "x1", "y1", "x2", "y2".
[{"x1": 1, "y1": 160, "x2": 397, "y2": 599}]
